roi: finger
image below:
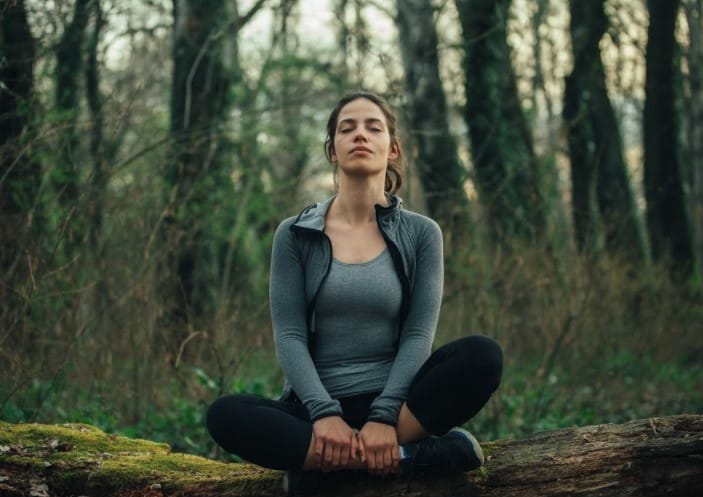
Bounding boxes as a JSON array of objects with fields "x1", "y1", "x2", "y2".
[
  {"x1": 357, "y1": 437, "x2": 367, "y2": 463},
  {"x1": 368, "y1": 449, "x2": 378, "y2": 473},
  {"x1": 325, "y1": 442, "x2": 335, "y2": 464},
  {"x1": 340, "y1": 438, "x2": 351, "y2": 467},
  {"x1": 391, "y1": 445, "x2": 400, "y2": 471},
  {"x1": 323, "y1": 443, "x2": 335, "y2": 472},
  {"x1": 375, "y1": 451, "x2": 385, "y2": 476},
  {"x1": 383, "y1": 447, "x2": 393, "y2": 473},
  {"x1": 314, "y1": 435, "x2": 324, "y2": 461},
  {"x1": 350, "y1": 435, "x2": 359, "y2": 461},
  {"x1": 376, "y1": 448, "x2": 386, "y2": 476},
  {"x1": 332, "y1": 444, "x2": 341, "y2": 468}
]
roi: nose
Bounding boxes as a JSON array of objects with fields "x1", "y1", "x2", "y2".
[{"x1": 353, "y1": 128, "x2": 368, "y2": 142}]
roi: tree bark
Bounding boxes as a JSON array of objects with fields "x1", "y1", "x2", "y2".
[
  {"x1": 165, "y1": 0, "x2": 231, "y2": 327},
  {"x1": 396, "y1": 0, "x2": 471, "y2": 247},
  {"x1": 643, "y1": 0, "x2": 694, "y2": 276},
  {"x1": 456, "y1": 0, "x2": 545, "y2": 244},
  {"x1": 85, "y1": 0, "x2": 106, "y2": 254},
  {"x1": 164, "y1": 0, "x2": 267, "y2": 332},
  {"x1": 0, "y1": 0, "x2": 40, "y2": 349},
  {"x1": 563, "y1": 0, "x2": 644, "y2": 258},
  {"x1": 52, "y1": 0, "x2": 91, "y2": 251},
  {"x1": 1, "y1": 415, "x2": 701, "y2": 496},
  {"x1": 683, "y1": 0, "x2": 703, "y2": 274}
]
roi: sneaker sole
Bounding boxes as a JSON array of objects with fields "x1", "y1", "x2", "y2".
[{"x1": 449, "y1": 427, "x2": 485, "y2": 469}]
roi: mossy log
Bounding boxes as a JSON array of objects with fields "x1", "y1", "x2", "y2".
[{"x1": 1, "y1": 414, "x2": 702, "y2": 497}]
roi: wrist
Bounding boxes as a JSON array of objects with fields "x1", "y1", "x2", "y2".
[
  {"x1": 311, "y1": 410, "x2": 343, "y2": 423},
  {"x1": 366, "y1": 415, "x2": 397, "y2": 427}
]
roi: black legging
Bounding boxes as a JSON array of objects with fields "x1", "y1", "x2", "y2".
[{"x1": 206, "y1": 335, "x2": 503, "y2": 470}]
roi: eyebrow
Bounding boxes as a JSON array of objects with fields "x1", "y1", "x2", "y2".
[{"x1": 337, "y1": 117, "x2": 385, "y2": 127}]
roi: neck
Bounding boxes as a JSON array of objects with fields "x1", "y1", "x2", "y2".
[{"x1": 332, "y1": 176, "x2": 388, "y2": 225}]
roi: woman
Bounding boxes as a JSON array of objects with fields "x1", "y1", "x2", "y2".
[{"x1": 206, "y1": 91, "x2": 503, "y2": 495}]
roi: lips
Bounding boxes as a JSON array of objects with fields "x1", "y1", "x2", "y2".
[{"x1": 351, "y1": 146, "x2": 372, "y2": 154}]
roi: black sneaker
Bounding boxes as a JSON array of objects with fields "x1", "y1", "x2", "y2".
[
  {"x1": 400, "y1": 427, "x2": 485, "y2": 478},
  {"x1": 282, "y1": 470, "x2": 322, "y2": 496}
]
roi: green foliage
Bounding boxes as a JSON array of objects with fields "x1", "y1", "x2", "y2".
[
  {"x1": 468, "y1": 352, "x2": 703, "y2": 441},
  {"x1": 3, "y1": 239, "x2": 702, "y2": 461}
]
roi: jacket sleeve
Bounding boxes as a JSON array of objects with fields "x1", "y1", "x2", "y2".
[
  {"x1": 367, "y1": 218, "x2": 443, "y2": 425},
  {"x1": 269, "y1": 219, "x2": 342, "y2": 421}
]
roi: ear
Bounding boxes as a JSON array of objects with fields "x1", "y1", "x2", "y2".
[
  {"x1": 330, "y1": 146, "x2": 337, "y2": 163},
  {"x1": 388, "y1": 141, "x2": 399, "y2": 160}
]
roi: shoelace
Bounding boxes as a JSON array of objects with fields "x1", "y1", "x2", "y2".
[{"x1": 413, "y1": 435, "x2": 443, "y2": 469}]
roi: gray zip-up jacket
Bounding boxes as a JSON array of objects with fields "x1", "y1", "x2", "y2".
[{"x1": 269, "y1": 194, "x2": 444, "y2": 425}]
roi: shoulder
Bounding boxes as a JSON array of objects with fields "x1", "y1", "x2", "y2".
[
  {"x1": 274, "y1": 199, "x2": 323, "y2": 235},
  {"x1": 273, "y1": 215, "x2": 298, "y2": 240},
  {"x1": 398, "y1": 208, "x2": 442, "y2": 238},
  {"x1": 272, "y1": 212, "x2": 308, "y2": 255},
  {"x1": 273, "y1": 197, "x2": 327, "y2": 244},
  {"x1": 275, "y1": 215, "x2": 298, "y2": 233}
]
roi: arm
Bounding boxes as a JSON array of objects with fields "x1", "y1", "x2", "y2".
[
  {"x1": 367, "y1": 218, "x2": 444, "y2": 425},
  {"x1": 359, "y1": 219, "x2": 444, "y2": 474},
  {"x1": 269, "y1": 219, "x2": 342, "y2": 421}
]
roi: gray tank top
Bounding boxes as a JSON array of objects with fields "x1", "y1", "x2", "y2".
[{"x1": 313, "y1": 248, "x2": 402, "y2": 398}]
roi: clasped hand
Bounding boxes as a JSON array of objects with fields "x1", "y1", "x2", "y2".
[{"x1": 312, "y1": 417, "x2": 399, "y2": 475}]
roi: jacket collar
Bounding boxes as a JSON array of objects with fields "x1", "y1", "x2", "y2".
[{"x1": 292, "y1": 194, "x2": 402, "y2": 233}]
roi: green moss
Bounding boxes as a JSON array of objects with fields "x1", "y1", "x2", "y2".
[
  {"x1": 0, "y1": 421, "x2": 281, "y2": 496},
  {"x1": 0, "y1": 421, "x2": 169, "y2": 454},
  {"x1": 477, "y1": 466, "x2": 489, "y2": 480}
]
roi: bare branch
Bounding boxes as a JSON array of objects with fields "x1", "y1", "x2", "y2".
[{"x1": 240, "y1": 0, "x2": 268, "y2": 27}]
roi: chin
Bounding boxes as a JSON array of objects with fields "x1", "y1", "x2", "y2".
[{"x1": 340, "y1": 161, "x2": 386, "y2": 177}]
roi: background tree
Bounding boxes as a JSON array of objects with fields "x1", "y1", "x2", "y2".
[
  {"x1": 0, "y1": 0, "x2": 701, "y2": 461},
  {"x1": 563, "y1": 0, "x2": 644, "y2": 257},
  {"x1": 529, "y1": 0, "x2": 556, "y2": 143},
  {"x1": 683, "y1": 0, "x2": 703, "y2": 272},
  {"x1": 455, "y1": 0, "x2": 545, "y2": 244},
  {"x1": 52, "y1": 0, "x2": 92, "y2": 252},
  {"x1": 85, "y1": 0, "x2": 106, "y2": 255},
  {"x1": 333, "y1": 0, "x2": 372, "y2": 88},
  {"x1": 643, "y1": 0, "x2": 694, "y2": 275},
  {"x1": 0, "y1": 0, "x2": 40, "y2": 349},
  {"x1": 263, "y1": 0, "x2": 325, "y2": 208},
  {"x1": 164, "y1": 0, "x2": 254, "y2": 332},
  {"x1": 396, "y1": 0, "x2": 470, "y2": 245}
]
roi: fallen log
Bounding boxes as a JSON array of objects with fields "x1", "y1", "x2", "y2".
[{"x1": 1, "y1": 414, "x2": 701, "y2": 496}]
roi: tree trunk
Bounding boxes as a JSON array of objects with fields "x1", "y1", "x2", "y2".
[
  {"x1": 643, "y1": 0, "x2": 694, "y2": 275},
  {"x1": 332, "y1": 0, "x2": 370, "y2": 88},
  {"x1": 683, "y1": 0, "x2": 703, "y2": 274},
  {"x1": 396, "y1": 0, "x2": 471, "y2": 247},
  {"x1": 530, "y1": 0, "x2": 555, "y2": 135},
  {"x1": 165, "y1": 0, "x2": 230, "y2": 328},
  {"x1": 53, "y1": 0, "x2": 91, "y2": 250},
  {"x1": 1, "y1": 415, "x2": 701, "y2": 496},
  {"x1": 563, "y1": 0, "x2": 644, "y2": 258},
  {"x1": 0, "y1": 0, "x2": 40, "y2": 348},
  {"x1": 82, "y1": 0, "x2": 113, "y2": 345},
  {"x1": 456, "y1": 0, "x2": 545, "y2": 244},
  {"x1": 269, "y1": 0, "x2": 308, "y2": 202},
  {"x1": 164, "y1": 0, "x2": 266, "y2": 332},
  {"x1": 85, "y1": 0, "x2": 106, "y2": 254}
]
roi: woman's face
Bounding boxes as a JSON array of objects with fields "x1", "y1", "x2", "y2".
[{"x1": 330, "y1": 98, "x2": 399, "y2": 180}]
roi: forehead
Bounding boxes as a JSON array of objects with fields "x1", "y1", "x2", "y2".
[{"x1": 337, "y1": 98, "x2": 387, "y2": 124}]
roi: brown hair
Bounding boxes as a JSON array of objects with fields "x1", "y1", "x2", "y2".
[{"x1": 324, "y1": 91, "x2": 404, "y2": 194}]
